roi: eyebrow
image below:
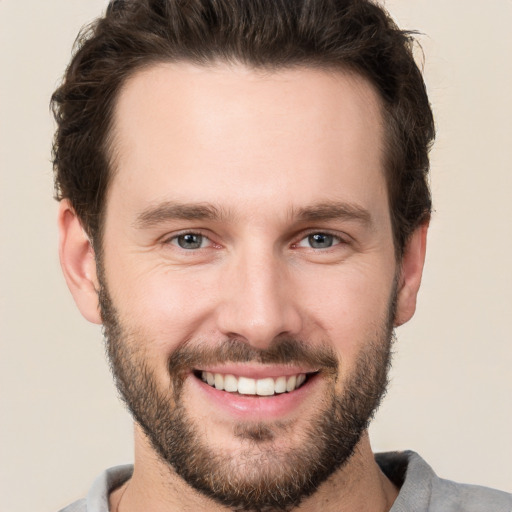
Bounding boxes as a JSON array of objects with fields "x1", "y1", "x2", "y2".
[
  {"x1": 134, "y1": 201, "x2": 227, "y2": 229},
  {"x1": 134, "y1": 200, "x2": 373, "y2": 229},
  {"x1": 293, "y1": 201, "x2": 373, "y2": 227}
]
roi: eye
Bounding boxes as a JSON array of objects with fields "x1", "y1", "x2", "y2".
[
  {"x1": 170, "y1": 233, "x2": 210, "y2": 250},
  {"x1": 296, "y1": 232, "x2": 341, "y2": 249}
]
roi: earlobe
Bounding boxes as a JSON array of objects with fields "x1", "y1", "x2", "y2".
[
  {"x1": 394, "y1": 222, "x2": 429, "y2": 327},
  {"x1": 58, "y1": 200, "x2": 102, "y2": 324}
]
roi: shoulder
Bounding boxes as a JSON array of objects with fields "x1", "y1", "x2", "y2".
[
  {"x1": 430, "y1": 477, "x2": 512, "y2": 512},
  {"x1": 58, "y1": 498, "x2": 86, "y2": 512},
  {"x1": 57, "y1": 465, "x2": 133, "y2": 512},
  {"x1": 376, "y1": 451, "x2": 512, "y2": 512}
]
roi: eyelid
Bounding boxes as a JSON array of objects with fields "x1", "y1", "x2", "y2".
[
  {"x1": 160, "y1": 228, "x2": 350, "y2": 250},
  {"x1": 162, "y1": 229, "x2": 216, "y2": 248},
  {"x1": 292, "y1": 229, "x2": 349, "y2": 249}
]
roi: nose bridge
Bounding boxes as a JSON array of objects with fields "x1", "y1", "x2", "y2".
[{"x1": 216, "y1": 240, "x2": 301, "y2": 348}]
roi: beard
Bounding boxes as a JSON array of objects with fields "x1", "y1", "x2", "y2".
[{"x1": 99, "y1": 276, "x2": 396, "y2": 512}]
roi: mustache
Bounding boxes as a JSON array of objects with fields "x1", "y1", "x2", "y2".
[{"x1": 168, "y1": 337, "x2": 339, "y2": 376}]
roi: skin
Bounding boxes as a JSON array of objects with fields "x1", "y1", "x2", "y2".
[{"x1": 59, "y1": 63, "x2": 428, "y2": 511}]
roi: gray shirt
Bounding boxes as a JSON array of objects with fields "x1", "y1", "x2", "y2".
[{"x1": 59, "y1": 451, "x2": 512, "y2": 511}]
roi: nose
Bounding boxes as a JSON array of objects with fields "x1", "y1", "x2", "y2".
[{"x1": 215, "y1": 246, "x2": 303, "y2": 349}]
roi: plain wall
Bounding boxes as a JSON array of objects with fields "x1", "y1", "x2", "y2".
[{"x1": 0, "y1": 1, "x2": 511, "y2": 511}]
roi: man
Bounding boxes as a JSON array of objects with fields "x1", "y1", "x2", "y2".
[{"x1": 52, "y1": 0, "x2": 511, "y2": 511}]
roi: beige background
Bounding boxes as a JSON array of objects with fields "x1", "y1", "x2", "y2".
[{"x1": 1, "y1": 1, "x2": 511, "y2": 511}]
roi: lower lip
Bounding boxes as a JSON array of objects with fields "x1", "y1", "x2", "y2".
[{"x1": 189, "y1": 373, "x2": 322, "y2": 421}]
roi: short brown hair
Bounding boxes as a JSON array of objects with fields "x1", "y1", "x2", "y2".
[{"x1": 51, "y1": 0, "x2": 434, "y2": 255}]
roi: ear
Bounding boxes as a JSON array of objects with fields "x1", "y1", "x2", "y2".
[
  {"x1": 58, "y1": 200, "x2": 102, "y2": 324},
  {"x1": 394, "y1": 222, "x2": 429, "y2": 327}
]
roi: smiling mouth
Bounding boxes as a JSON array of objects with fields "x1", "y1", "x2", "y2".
[{"x1": 193, "y1": 370, "x2": 318, "y2": 396}]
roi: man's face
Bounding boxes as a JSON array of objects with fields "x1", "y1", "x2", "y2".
[{"x1": 99, "y1": 63, "x2": 399, "y2": 510}]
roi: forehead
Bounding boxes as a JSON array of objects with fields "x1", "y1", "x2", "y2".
[{"x1": 108, "y1": 62, "x2": 388, "y2": 225}]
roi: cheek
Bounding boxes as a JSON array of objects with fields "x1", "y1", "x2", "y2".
[
  {"x1": 297, "y1": 264, "x2": 395, "y2": 357},
  {"x1": 106, "y1": 260, "x2": 220, "y2": 352}
]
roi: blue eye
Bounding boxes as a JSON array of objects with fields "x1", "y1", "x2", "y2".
[
  {"x1": 308, "y1": 233, "x2": 334, "y2": 248},
  {"x1": 174, "y1": 233, "x2": 206, "y2": 250},
  {"x1": 296, "y1": 232, "x2": 340, "y2": 249}
]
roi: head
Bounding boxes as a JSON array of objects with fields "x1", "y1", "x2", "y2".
[{"x1": 54, "y1": 1, "x2": 433, "y2": 510}]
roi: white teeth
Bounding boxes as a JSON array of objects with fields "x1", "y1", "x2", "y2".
[
  {"x1": 256, "y1": 377, "x2": 275, "y2": 396},
  {"x1": 238, "y1": 376, "x2": 256, "y2": 395},
  {"x1": 200, "y1": 371, "x2": 309, "y2": 395},
  {"x1": 274, "y1": 376, "x2": 287, "y2": 394},
  {"x1": 296, "y1": 374, "x2": 306, "y2": 388},
  {"x1": 286, "y1": 375, "x2": 297, "y2": 392},
  {"x1": 214, "y1": 373, "x2": 224, "y2": 390},
  {"x1": 224, "y1": 374, "x2": 238, "y2": 392}
]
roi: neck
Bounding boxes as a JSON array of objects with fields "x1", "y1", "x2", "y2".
[{"x1": 110, "y1": 426, "x2": 398, "y2": 512}]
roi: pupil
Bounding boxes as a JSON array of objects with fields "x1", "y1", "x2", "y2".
[
  {"x1": 178, "y1": 234, "x2": 202, "y2": 249},
  {"x1": 309, "y1": 233, "x2": 333, "y2": 248}
]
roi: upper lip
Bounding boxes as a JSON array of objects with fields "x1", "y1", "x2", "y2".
[{"x1": 194, "y1": 364, "x2": 319, "y2": 379}]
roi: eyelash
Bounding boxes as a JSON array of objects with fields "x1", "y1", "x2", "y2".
[
  {"x1": 163, "y1": 230, "x2": 348, "y2": 251},
  {"x1": 292, "y1": 230, "x2": 347, "y2": 250},
  {"x1": 164, "y1": 231, "x2": 215, "y2": 250}
]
